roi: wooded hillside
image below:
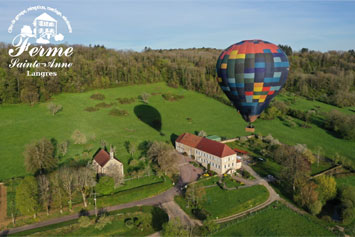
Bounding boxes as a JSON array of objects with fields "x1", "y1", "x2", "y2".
[{"x1": 0, "y1": 43, "x2": 354, "y2": 107}]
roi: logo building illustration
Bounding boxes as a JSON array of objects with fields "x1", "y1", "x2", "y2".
[{"x1": 33, "y1": 13, "x2": 57, "y2": 41}]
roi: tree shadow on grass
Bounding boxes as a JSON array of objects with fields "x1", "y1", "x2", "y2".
[
  {"x1": 151, "y1": 206, "x2": 169, "y2": 231},
  {"x1": 170, "y1": 133, "x2": 178, "y2": 147},
  {"x1": 134, "y1": 104, "x2": 164, "y2": 136}
]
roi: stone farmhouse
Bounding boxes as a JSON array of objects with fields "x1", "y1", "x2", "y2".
[
  {"x1": 92, "y1": 147, "x2": 124, "y2": 178},
  {"x1": 175, "y1": 133, "x2": 242, "y2": 175}
]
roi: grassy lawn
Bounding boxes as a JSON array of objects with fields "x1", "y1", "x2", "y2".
[
  {"x1": 197, "y1": 176, "x2": 220, "y2": 187},
  {"x1": 174, "y1": 195, "x2": 195, "y2": 219},
  {"x1": 252, "y1": 159, "x2": 281, "y2": 179},
  {"x1": 12, "y1": 206, "x2": 168, "y2": 236},
  {"x1": 97, "y1": 178, "x2": 172, "y2": 208},
  {"x1": 223, "y1": 178, "x2": 242, "y2": 189},
  {"x1": 4, "y1": 177, "x2": 171, "y2": 230},
  {"x1": 335, "y1": 175, "x2": 355, "y2": 188},
  {"x1": 311, "y1": 161, "x2": 335, "y2": 175},
  {"x1": 277, "y1": 93, "x2": 355, "y2": 115},
  {"x1": 1, "y1": 82, "x2": 354, "y2": 181},
  {"x1": 202, "y1": 185, "x2": 269, "y2": 219},
  {"x1": 111, "y1": 175, "x2": 164, "y2": 193},
  {"x1": 212, "y1": 202, "x2": 335, "y2": 236},
  {"x1": 175, "y1": 185, "x2": 269, "y2": 220}
]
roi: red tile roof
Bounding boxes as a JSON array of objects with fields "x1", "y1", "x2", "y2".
[
  {"x1": 233, "y1": 148, "x2": 248, "y2": 154},
  {"x1": 176, "y1": 133, "x2": 235, "y2": 158},
  {"x1": 93, "y1": 149, "x2": 111, "y2": 167},
  {"x1": 176, "y1": 133, "x2": 202, "y2": 148}
]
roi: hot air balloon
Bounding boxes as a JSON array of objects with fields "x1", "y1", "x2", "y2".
[{"x1": 216, "y1": 40, "x2": 289, "y2": 132}]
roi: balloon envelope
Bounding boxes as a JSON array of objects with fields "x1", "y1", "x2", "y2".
[{"x1": 216, "y1": 40, "x2": 289, "y2": 122}]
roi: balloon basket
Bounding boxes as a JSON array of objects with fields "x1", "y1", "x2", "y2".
[{"x1": 245, "y1": 123, "x2": 255, "y2": 132}]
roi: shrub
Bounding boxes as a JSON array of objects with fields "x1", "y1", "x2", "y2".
[
  {"x1": 90, "y1": 93, "x2": 105, "y2": 100},
  {"x1": 78, "y1": 216, "x2": 92, "y2": 228},
  {"x1": 71, "y1": 129, "x2": 87, "y2": 144},
  {"x1": 323, "y1": 110, "x2": 355, "y2": 140},
  {"x1": 162, "y1": 93, "x2": 184, "y2": 101},
  {"x1": 95, "y1": 102, "x2": 113, "y2": 108},
  {"x1": 109, "y1": 108, "x2": 129, "y2": 116},
  {"x1": 139, "y1": 92, "x2": 151, "y2": 103},
  {"x1": 117, "y1": 97, "x2": 136, "y2": 104},
  {"x1": 47, "y1": 103, "x2": 63, "y2": 115},
  {"x1": 95, "y1": 214, "x2": 113, "y2": 230},
  {"x1": 85, "y1": 106, "x2": 99, "y2": 112}
]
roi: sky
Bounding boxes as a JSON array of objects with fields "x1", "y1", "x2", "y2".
[{"x1": 0, "y1": 0, "x2": 354, "y2": 52}]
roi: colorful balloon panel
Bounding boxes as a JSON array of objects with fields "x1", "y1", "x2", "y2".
[{"x1": 216, "y1": 40, "x2": 289, "y2": 123}]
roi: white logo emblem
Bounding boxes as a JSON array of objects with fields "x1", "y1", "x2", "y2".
[{"x1": 7, "y1": 6, "x2": 74, "y2": 76}]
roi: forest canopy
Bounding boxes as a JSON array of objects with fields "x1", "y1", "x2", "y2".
[{"x1": 0, "y1": 43, "x2": 354, "y2": 108}]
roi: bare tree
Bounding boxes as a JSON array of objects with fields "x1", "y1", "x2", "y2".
[
  {"x1": 24, "y1": 138, "x2": 58, "y2": 175},
  {"x1": 198, "y1": 130, "x2": 207, "y2": 137},
  {"x1": 58, "y1": 140, "x2": 69, "y2": 156},
  {"x1": 139, "y1": 92, "x2": 151, "y2": 103},
  {"x1": 59, "y1": 166, "x2": 77, "y2": 211},
  {"x1": 71, "y1": 129, "x2": 87, "y2": 144},
  {"x1": 37, "y1": 174, "x2": 51, "y2": 215},
  {"x1": 76, "y1": 166, "x2": 96, "y2": 207},
  {"x1": 49, "y1": 170, "x2": 66, "y2": 214},
  {"x1": 47, "y1": 103, "x2": 63, "y2": 116}
]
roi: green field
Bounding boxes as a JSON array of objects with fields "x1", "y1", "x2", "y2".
[
  {"x1": 1, "y1": 82, "x2": 354, "y2": 181},
  {"x1": 335, "y1": 175, "x2": 355, "y2": 188},
  {"x1": 212, "y1": 202, "x2": 335, "y2": 236},
  {"x1": 175, "y1": 185, "x2": 268, "y2": 220},
  {"x1": 202, "y1": 185, "x2": 268, "y2": 219},
  {"x1": 277, "y1": 93, "x2": 355, "y2": 115},
  {"x1": 12, "y1": 206, "x2": 168, "y2": 236}
]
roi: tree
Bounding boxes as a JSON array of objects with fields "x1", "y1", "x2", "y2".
[
  {"x1": 147, "y1": 141, "x2": 171, "y2": 163},
  {"x1": 185, "y1": 183, "x2": 206, "y2": 208},
  {"x1": 24, "y1": 138, "x2": 57, "y2": 175},
  {"x1": 294, "y1": 144, "x2": 316, "y2": 164},
  {"x1": 140, "y1": 92, "x2": 151, "y2": 103},
  {"x1": 37, "y1": 174, "x2": 51, "y2": 215},
  {"x1": 96, "y1": 176, "x2": 115, "y2": 195},
  {"x1": 200, "y1": 218, "x2": 220, "y2": 235},
  {"x1": 278, "y1": 44, "x2": 293, "y2": 56},
  {"x1": 71, "y1": 129, "x2": 87, "y2": 144},
  {"x1": 125, "y1": 141, "x2": 136, "y2": 157},
  {"x1": 279, "y1": 145, "x2": 311, "y2": 194},
  {"x1": 49, "y1": 170, "x2": 66, "y2": 213},
  {"x1": 156, "y1": 151, "x2": 180, "y2": 179},
  {"x1": 309, "y1": 200, "x2": 323, "y2": 216},
  {"x1": 340, "y1": 186, "x2": 355, "y2": 224},
  {"x1": 146, "y1": 141, "x2": 180, "y2": 179},
  {"x1": 162, "y1": 218, "x2": 190, "y2": 237},
  {"x1": 15, "y1": 176, "x2": 40, "y2": 219},
  {"x1": 316, "y1": 175, "x2": 337, "y2": 204},
  {"x1": 20, "y1": 87, "x2": 39, "y2": 105},
  {"x1": 7, "y1": 178, "x2": 18, "y2": 224},
  {"x1": 95, "y1": 214, "x2": 113, "y2": 230},
  {"x1": 198, "y1": 130, "x2": 207, "y2": 137},
  {"x1": 59, "y1": 166, "x2": 77, "y2": 211},
  {"x1": 294, "y1": 181, "x2": 320, "y2": 215},
  {"x1": 58, "y1": 140, "x2": 69, "y2": 156},
  {"x1": 76, "y1": 166, "x2": 96, "y2": 207},
  {"x1": 316, "y1": 146, "x2": 324, "y2": 167},
  {"x1": 47, "y1": 103, "x2": 63, "y2": 116},
  {"x1": 78, "y1": 216, "x2": 93, "y2": 228}
]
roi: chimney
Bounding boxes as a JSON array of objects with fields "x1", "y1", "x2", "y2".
[{"x1": 109, "y1": 145, "x2": 114, "y2": 159}]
